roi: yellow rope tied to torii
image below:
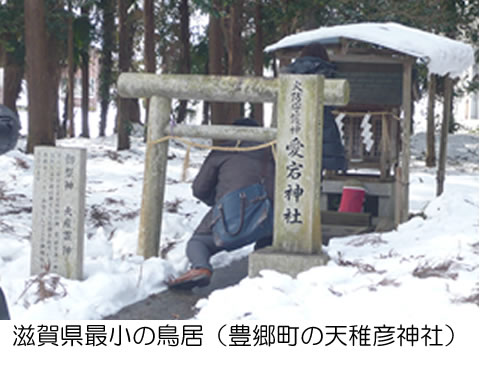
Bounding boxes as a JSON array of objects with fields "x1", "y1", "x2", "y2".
[
  {"x1": 151, "y1": 134, "x2": 277, "y2": 151},
  {"x1": 150, "y1": 135, "x2": 277, "y2": 182}
]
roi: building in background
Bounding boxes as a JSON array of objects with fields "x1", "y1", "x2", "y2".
[{"x1": 60, "y1": 48, "x2": 100, "y2": 111}]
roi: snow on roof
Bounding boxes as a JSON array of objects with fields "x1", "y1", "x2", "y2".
[{"x1": 265, "y1": 22, "x2": 474, "y2": 78}]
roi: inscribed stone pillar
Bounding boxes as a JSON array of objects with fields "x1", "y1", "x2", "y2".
[
  {"x1": 31, "y1": 146, "x2": 86, "y2": 280},
  {"x1": 273, "y1": 74, "x2": 324, "y2": 253},
  {"x1": 249, "y1": 74, "x2": 329, "y2": 277}
]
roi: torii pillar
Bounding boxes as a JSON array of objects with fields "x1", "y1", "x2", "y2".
[{"x1": 249, "y1": 74, "x2": 335, "y2": 277}]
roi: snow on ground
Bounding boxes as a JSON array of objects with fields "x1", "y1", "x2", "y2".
[
  {"x1": 195, "y1": 132, "x2": 479, "y2": 321},
  {"x1": 0, "y1": 105, "x2": 479, "y2": 321}
]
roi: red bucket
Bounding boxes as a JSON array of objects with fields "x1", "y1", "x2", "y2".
[{"x1": 338, "y1": 186, "x2": 365, "y2": 213}]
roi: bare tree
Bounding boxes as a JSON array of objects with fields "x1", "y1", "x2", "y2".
[
  {"x1": 67, "y1": 0, "x2": 75, "y2": 138},
  {"x1": 0, "y1": 0, "x2": 24, "y2": 115},
  {"x1": 143, "y1": 0, "x2": 156, "y2": 125},
  {"x1": 176, "y1": 0, "x2": 191, "y2": 123},
  {"x1": 117, "y1": 0, "x2": 133, "y2": 150},
  {"x1": 208, "y1": 1, "x2": 227, "y2": 126},
  {"x1": 227, "y1": 0, "x2": 244, "y2": 123},
  {"x1": 24, "y1": 0, "x2": 54, "y2": 153},
  {"x1": 80, "y1": 5, "x2": 91, "y2": 138},
  {"x1": 253, "y1": 0, "x2": 264, "y2": 125},
  {"x1": 2, "y1": 55, "x2": 23, "y2": 115},
  {"x1": 98, "y1": 0, "x2": 115, "y2": 137},
  {"x1": 209, "y1": 0, "x2": 244, "y2": 125}
]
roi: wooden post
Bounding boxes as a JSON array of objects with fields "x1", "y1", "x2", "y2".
[
  {"x1": 399, "y1": 60, "x2": 413, "y2": 223},
  {"x1": 437, "y1": 76, "x2": 453, "y2": 196},
  {"x1": 379, "y1": 114, "x2": 391, "y2": 179},
  {"x1": 138, "y1": 96, "x2": 171, "y2": 258},
  {"x1": 426, "y1": 73, "x2": 437, "y2": 167}
]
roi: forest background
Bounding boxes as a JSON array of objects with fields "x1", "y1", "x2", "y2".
[{"x1": 0, "y1": 0, "x2": 479, "y2": 153}]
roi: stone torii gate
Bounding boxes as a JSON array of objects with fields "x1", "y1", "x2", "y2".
[{"x1": 118, "y1": 73, "x2": 349, "y2": 277}]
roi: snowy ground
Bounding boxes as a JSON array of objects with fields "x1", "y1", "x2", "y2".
[{"x1": 0, "y1": 105, "x2": 479, "y2": 322}]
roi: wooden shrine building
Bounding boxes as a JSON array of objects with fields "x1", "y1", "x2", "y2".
[{"x1": 265, "y1": 22, "x2": 474, "y2": 240}]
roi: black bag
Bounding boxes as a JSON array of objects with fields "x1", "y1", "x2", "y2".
[{"x1": 211, "y1": 183, "x2": 273, "y2": 250}]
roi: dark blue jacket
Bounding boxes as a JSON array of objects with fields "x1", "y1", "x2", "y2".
[
  {"x1": 0, "y1": 104, "x2": 20, "y2": 155},
  {"x1": 192, "y1": 139, "x2": 275, "y2": 235},
  {"x1": 281, "y1": 56, "x2": 347, "y2": 172}
]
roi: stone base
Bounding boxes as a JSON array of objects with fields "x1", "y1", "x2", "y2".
[{"x1": 248, "y1": 247, "x2": 329, "y2": 278}]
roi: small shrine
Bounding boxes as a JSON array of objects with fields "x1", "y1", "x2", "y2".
[{"x1": 265, "y1": 22, "x2": 474, "y2": 239}]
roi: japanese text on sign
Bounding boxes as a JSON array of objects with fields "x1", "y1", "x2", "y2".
[{"x1": 282, "y1": 80, "x2": 307, "y2": 226}]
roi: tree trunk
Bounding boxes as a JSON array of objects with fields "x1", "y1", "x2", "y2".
[
  {"x1": 117, "y1": 0, "x2": 132, "y2": 150},
  {"x1": 67, "y1": 0, "x2": 75, "y2": 137},
  {"x1": 227, "y1": 0, "x2": 243, "y2": 123},
  {"x1": 80, "y1": 5, "x2": 90, "y2": 138},
  {"x1": 278, "y1": 2, "x2": 292, "y2": 69},
  {"x1": 61, "y1": 89, "x2": 68, "y2": 138},
  {"x1": 3, "y1": 60, "x2": 23, "y2": 115},
  {"x1": 129, "y1": 99, "x2": 141, "y2": 123},
  {"x1": 24, "y1": 0, "x2": 54, "y2": 153},
  {"x1": 80, "y1": 55, "x2": 90, "y2": 138},
  {"x1": 253, "y1": 1, "x2": 264, "y2": 125},
  {"x1": 1, "y1": 1, "x2": 24, "y2": 115},
  {"x1": 98, "y1": 0, "x2": 115, "y2": 137},
  {"x1": 143, "y1": 0, "x2": 155, "y2": 126},
  {"x1": 47, "y1": 12, "x2": 65, "y2": 140},
  {"x1": 176, "y1": 0, "x2": 191, "y2": 124},
  {"x1": 208, "y1": 2, "x2": 227, "y2": 125},
  {"x1": 144, "y1": 0, "x2": 155, "y2": 74}
]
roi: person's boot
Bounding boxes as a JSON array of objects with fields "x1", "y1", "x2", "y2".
[{"x1": 167, "y1": 268, "x2": 212, "y2": 290}]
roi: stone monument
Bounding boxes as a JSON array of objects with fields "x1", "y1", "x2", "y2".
[
  {"x1": 249, "y1": 74, "x2": 330, "y2": 277},
  {"x1": 31, "y1": 146, "x2": 86, "y2": 280}
]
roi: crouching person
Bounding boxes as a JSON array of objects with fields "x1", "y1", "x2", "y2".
[{"x1": 167, "y1": 118, "x2": 275, "y2": 290}]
